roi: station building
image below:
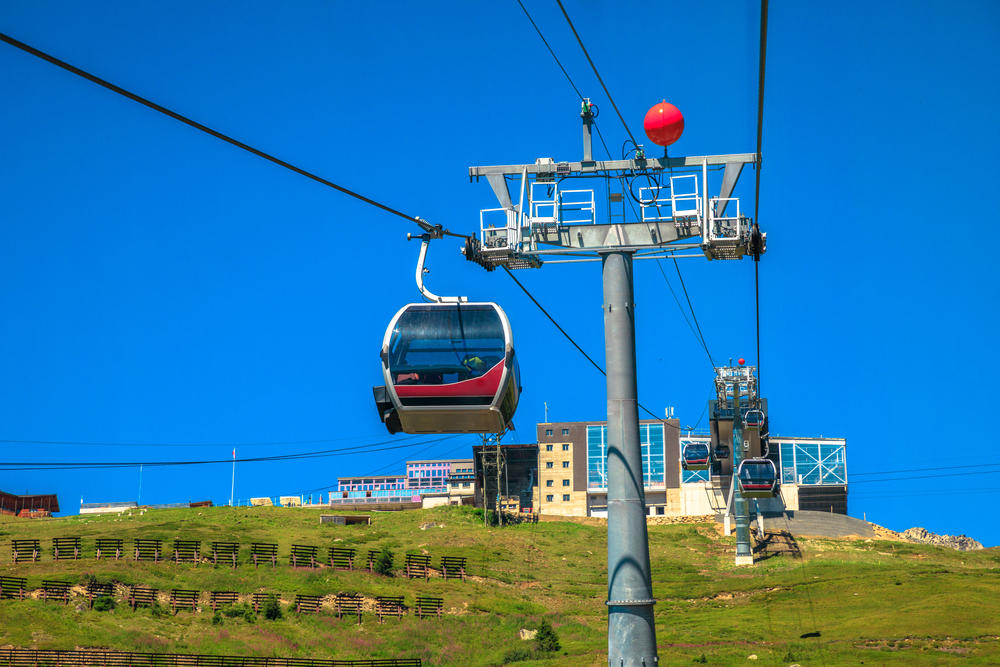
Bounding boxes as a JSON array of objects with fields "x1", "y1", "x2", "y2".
[
  {"x1": 334, "y1": 458, "x2": 475, "y2": 504},
  {"x1": 533, "y1": 420, "x2": 847, "y2": 518}
]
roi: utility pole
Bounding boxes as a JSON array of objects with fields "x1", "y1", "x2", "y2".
[{"x1": 496, "y1": 437, "x2": 504, "y2": 527}]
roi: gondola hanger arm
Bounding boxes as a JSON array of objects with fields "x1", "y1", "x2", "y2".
[{"x1": 408, "y1": 232, "x2": 468, "y2": 304}]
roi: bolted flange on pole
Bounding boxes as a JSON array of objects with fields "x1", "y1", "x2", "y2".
[{"x1": 602, "y1": 251, "x2": 658, "y2": 666}]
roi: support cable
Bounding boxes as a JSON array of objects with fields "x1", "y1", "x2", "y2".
[
  {"x1": 515, "y1": 0, "x2": 582, "y2": 100},
  {"x1": 549, "y1": 1, "x2": 717, "y2": 369},
  {"x1": 0, "y1": 435, "x2": 459, "y2": 471},
  {"x1": 671, "y1": 258, "x2": 715, "y2": 368},
  {"x1": 512, "y1": 1, "x2": 617, "y2": 190},
  {"x1": 503, "y1": 266, "x2": 604, "y2": 376},
  {"x1": 654, "y1": 260, "x2": 697, "y2": 340},
  {"x1": 753, "y1": 0, "x2": 769, "y2": 392},
  {"x1": 503, "y1": 266, "x2": 679, "y2": 431},
  {"x1": 554, "y1": 0, "x2": 637, "y2": 147},
  {"x1": 0, "y1": 32, "x2": 463, "y2": 238},
  {"x1": 299, "y1": 437, "x2": 472, "y2": 494},
  {"x1": 851, "y1": 462, "x2": 1000, "y2": 477},
  {"x1": 0, "y1": 434, "x2": 413, "y2": 448}
]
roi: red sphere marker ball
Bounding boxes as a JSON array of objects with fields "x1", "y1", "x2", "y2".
[
  {"x1": 738, "y1": 358, "x2": 746, "y2": 366},
  {"x1": 643, "y1": 101, "x2": 684, "y2": 147}
]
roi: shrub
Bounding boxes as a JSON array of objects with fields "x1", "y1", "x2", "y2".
[
  {"x1": 501, "y1": 647, "x2": 533, "y2": 664},
  {"x1": 536, "y1": 619, "x2": 560, "y2": 653},
  {"x1": 374, "y1": 546, "x2": 395, "y2": 577},
  {"x1": 261, "y1": 595, "x2": 283, "y2": 620},
  {"x1": 693, "y1": 654, "x2": 708, "y2": 664},
  {"x1": 223, "y1": 603, "x2": 252, "y2": 618},
  {"x1": 211, "y1": 612, "x2": 223, "y2": 625},
  {"x1": 150, "y1": 602, "x2": 170, "y2": 618},
  {"x1": 92, "y1": 596, "x2": 115, "y2": 612}
]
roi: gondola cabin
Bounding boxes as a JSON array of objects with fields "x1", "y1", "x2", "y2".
[
  {"x1": 743, "y1": 409, "x2": 765, "y2": 431},
  {"x1": 372, "y1": 302, "x2": 520, "y2": 434},
  {"x1": 736, "y1": 458, "x2": 779, "y2": 499},
  {"x1": 681, "y1": 442, "x2": 711, "y2": 471}
]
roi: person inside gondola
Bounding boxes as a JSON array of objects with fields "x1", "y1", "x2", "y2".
[
  {"x1": 394, "y1": 371, "x2": 443, "y2": 384},
  {"x1": 462, "y1": 355, "x2": 486, "y2": 377}
]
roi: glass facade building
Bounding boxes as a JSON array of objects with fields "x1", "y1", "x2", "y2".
[
  {"x1": 673, "y1": 437, "x2": 846, "y2": 486},
  {"x1": 586, "y1": 423, "x2": 666, "y2": 489},
  {"x1": 777, "y1": 440, "x2": 847, "y2": 485}
]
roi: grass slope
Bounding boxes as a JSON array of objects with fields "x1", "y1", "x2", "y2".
[{"x1": 1, "y1": 505, "x2": 999, "y2": 666}]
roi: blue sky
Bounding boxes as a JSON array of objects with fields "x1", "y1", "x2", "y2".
[{"x1": 1, "y1": 2, "x2": 998, "y2": 545}]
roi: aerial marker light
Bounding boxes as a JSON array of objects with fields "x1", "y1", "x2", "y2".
[{"x1": 643, "y1": 100, "x2": 684, "y2": 147}]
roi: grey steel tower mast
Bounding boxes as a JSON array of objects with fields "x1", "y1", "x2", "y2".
[
  {"x1": 465, "y1": 106, "x2": 764, "y2": 666},
  {"x1": 715, "y1": 363, "x2": 760, "y2": 566}
]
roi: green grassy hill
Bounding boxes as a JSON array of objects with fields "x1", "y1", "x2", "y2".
[{"x1": 1, "y1": 505, "x2": 998, "y2": 666}]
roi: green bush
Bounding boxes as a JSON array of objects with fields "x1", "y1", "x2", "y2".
[
  {"x1": 536, "y1": 619, "x2": 560, "y2": 653},
  {"x1": 501, "y1": 647, "x2": 533, "y2": 664},
  {"x1": 223, "y1": 603, "x2": 253, "y2": 618},
  {"x1": 92, "y1": 596, "x2": 115, "y2": 612},
  {"x1": 374, "y1": 546, "x2": 395, "y2": 577},
  {"x1": 261, "y1": 595, "x2": 282, "y2": 621},
  {"x1": 211, "y1": 612, "x2": 223, "y2": 625},
  {"x1": 150, "y1": 602, "x2": 170, "y2": 618}
]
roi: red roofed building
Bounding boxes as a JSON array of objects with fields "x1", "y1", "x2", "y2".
[{"x1": 0, "y1": 490, "x2": 59, "y2": 518}]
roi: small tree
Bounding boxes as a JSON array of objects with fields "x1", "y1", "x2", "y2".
[
  {"x1": 262, "y1": 595, "x2": 283, "y2": 620},
  {"x1": 536, "y1": 619, "x2": 560, "y2": 653},
  {"x1": 374, "y1": 546, "x2": 395, "y2": 577}
]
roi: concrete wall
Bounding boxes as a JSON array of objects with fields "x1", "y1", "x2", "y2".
[
  {"x1": 778, "y1": 484, "x2": 799, "y2": 511},
  {"x1": 80, "y1": 502, "x2": 137, "y2": 515},
  {"x1": 680, "y1": 482, "x2": 720, "y2": 516},
  {"x1": 421, "y1": 495, "x2": 450, "y2": 509}
]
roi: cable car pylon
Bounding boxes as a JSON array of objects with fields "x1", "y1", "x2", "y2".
[{"x1": 465, "y1": 98, "x2": 766, "y2": 664}]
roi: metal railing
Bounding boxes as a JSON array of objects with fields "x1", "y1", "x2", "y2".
[{"x1": 638, "y1": 186, "x2": 672, "y2": 222}]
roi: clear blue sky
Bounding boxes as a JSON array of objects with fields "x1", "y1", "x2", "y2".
[{"x1": 1, "y1": 2, "x2": 998, "y2": 545}]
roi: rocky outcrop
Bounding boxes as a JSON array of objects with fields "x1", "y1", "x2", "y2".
[{"x1": 901, "y1": 527, "x2": 983, "y2": 551}]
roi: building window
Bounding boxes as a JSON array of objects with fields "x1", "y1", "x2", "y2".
[
  {"x1": 778, "y1": 440, "x2": 847, "y2": 485},
  {"x1": 546, "y1": 444, "x2": 553, "y2": 451},
  {"x1": 562, "y1": 461, "x2": 570, "y2": 468},
  {"x1": 462, "y1": 482, "x2": 470, "y2": 488},
  {"x1": 588, "y1": 424, "x2": 666, "y2": 488},
  {"x1": 546, "y1": 480, "x2": 553, "y2": 487},
  {"x1": 562, "y1": 494, "x2": 570, "y2": 501},
  {"x1": 562, "y1": 479, "x2": 570, "y2": 486},
  {"x1": 562, "y1": 444, "x2": 569, "y2": 451},
  {"x1": 546, "y1": 461, "x2": 553, "y2": 469},
  {"x1": 562, "y1": 428, "x2": 569, "y2": 435},
  {"x1": 546, "y1": 494, "x2": 554, "y2": 502},
  {"x1": 545, "y1": 429, "x2": 553, "y2": 436}
]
